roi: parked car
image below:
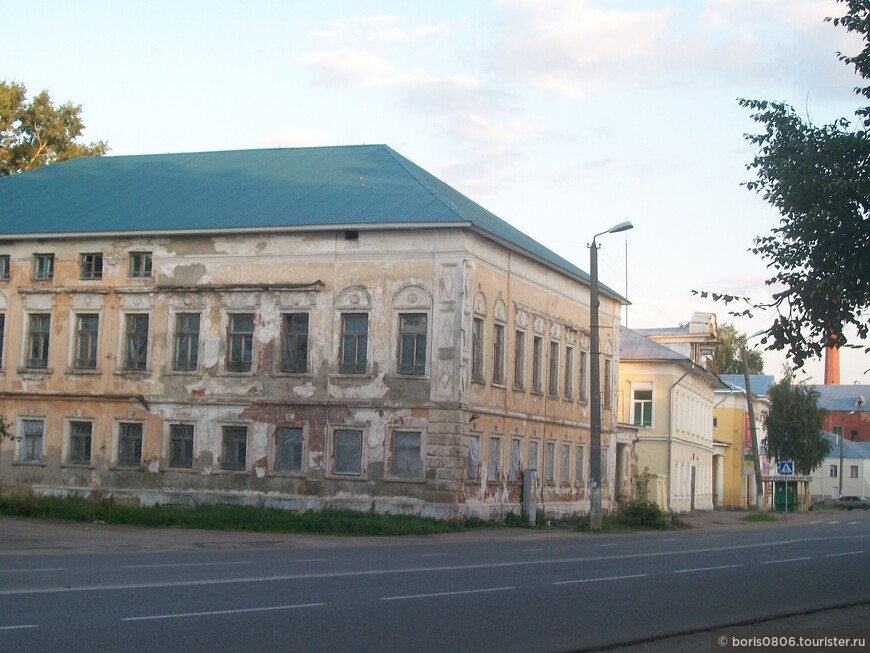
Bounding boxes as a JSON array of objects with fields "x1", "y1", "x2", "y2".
[{"x1": 837, "y1": 496, "x2": 870, "y2": 510}]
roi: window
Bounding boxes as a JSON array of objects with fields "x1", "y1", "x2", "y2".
[
  {"x1": 32, "y1": 253, "x2": 54, "y2": 280},
  {"x1": 118, "y1": 422, "x2": 143, "y2": 466},
  {"x1": 545, "y1": 442, "x2": 555, "y2": 482},
  {"x1": 68, "y1": 421, "x2": 92, "y2": 464},
  {"x1": 561, "y1": 443, "x2": 571, "y2": 483},
  {"x1": 579, "y1": 351, "x2": 588, "y2": 403},
  {"x1": 124, "y1": 314, "x2": 149, "y2": 370},
  {"x1": 492, "y1": 323, "x2": 505, "y2": 385},
  {"x1": 564, "y1": 345, "x2": 574, "y2": 399},
  {"x1": 27, "y1": 313, "x2": 51, "y2": 368},
  {"x1": 529, "y1": 439, "x2": 540, "y2": 474},
  {"x1": 221, "y1": 425, "x2": 248, "y2": 470},
  {"x1": 510, "y1": 437, "x2": 522, "y2": 482},
  {"x1": 397, "y1": 313, "x2": 426, "y2": 375},
  {"x1": 829, "y1": 464, "x2": 838, "y2": 478},
  {"x1": 340, "y1": 314, "x2": 368, "y2": 374},
  {"x1": 603, "y1": 357, "x2": 613, "y2": 409},
  {"x1": 513, "y1": 329, "x2": 526, "y2": 390},
  {"x1": 391, "y1": 430, "x2": 422, "y2": 479},
  {"x1": 74, "y1": 314, "x2": 99, "y2": 369},
  {"x1": 334, "y1": 429, "x2": 363, "y2": 475},
  {"x1": 129, "y1": 251, "x2": 152, "y2": 278},
  {"x1": 488, "y1": 436, "x2": 501, "y2": 481},
  {"x1": 0, "y1": 254, "x2": 9, "y2": 280},
  {"x1": 850, "y1": 465, "x2": 859, "y2": 478},
  {"x1": 468, "y1": 435, "x2": 480, "y2": 480},
  {"x1": 576, "y1": 445, "x2": 585, "y2": 482},
  {"x1": 632, "y1": 385, "x2": 653, "y2": 428},
  {"x1": 282, "y1": 313, "x2": 309, "y2": 373},
  {"x1": 169, "y1": 424, "x2": 194, "y2": 468},
  {"x1": 227, "y1": 313, "x2": 254, "y2": 372},
  {"x1": 276, "y1": 427, "x2": 304, "y2": 473},
  {"x1": 471, "y1": 317, "x2": 484, "y2": 381},
  {"x1": 0, "y1": 313, "x2": 4, "y2": 368},
  {"x1": 532, "y1": 336, "x2": 543, "y2": 393},
  {"x1": 20, "y1": 419, "x2": 44, "y2": 462},
  {"x1": 548, "y1": 341, "x2": 560, "y2": 397},
  {"x1": 80, "y1": 253, "x2": 103, "y2": 280},
  {"x1": 174, "y1": 313, "x2": 200, "y2": 371}
]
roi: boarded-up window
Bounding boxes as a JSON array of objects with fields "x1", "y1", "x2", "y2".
[
  {"x1": 334, "y1": 429, "x2": 363, "y2": 475},
  {"x1": 392, "y1": 431, "x2": 421, "y2": 479}
]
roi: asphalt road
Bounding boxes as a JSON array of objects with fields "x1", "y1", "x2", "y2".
[{"x1": 1, "y1": 513, "x2": 868, "y2": 653}]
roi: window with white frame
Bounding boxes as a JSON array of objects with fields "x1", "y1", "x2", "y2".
[
  {"x1": 545, "y1": 441, "x2": 555, "y2": 482},
  {"x1": 492, "y1": 322, "x2": 506, "y2": 385},
  {"x1": 128, "y1": 251, "x2": 152, "y2": 278},
  {"x1": 548, "y1": 341, "x2": 560, "y2": 397},
  {"x1": 529, "y1": 439, "x2": 540, "y2": 475},
  {"x1": 174, "y1": 313, "x2": 200, "y2": 371},
  {"x1": 27, "y1": 313, "x2": 51, "y2": 369},
  {"x1": 117, "y1": 422, "x2": 143, "y2": 466},
  {"x1": 579, "y1": 350, "x2": 588, "y2": 403},
  {"x1": 124, "y1": 314, "x2": 149, "y2": 370},
  {"x1": 564, "y1": 344, "x2": 574, "y2": 400},
  {"x1": 276, "y1": 427, "x2": 304, "y2": 473},
  {"x1": 575, "y1": 445, "x2": 585, "y2": 483},
  {"x1": 632, "y1": 383, "x2": 654, "y2": 428},
  {"x1": 532, "y1": 335, "x2": 543, "y2": 393},
  {"x1": 510, "y1": 437, "x2": 522, "y2": 482},
  {"x1": 68, "y1": 420, "x2": 92, "y2": 464},
  {"x1": 488, "y1": 436, "x2": 501, "y2": 481},
  {"x1": 32, "y1": 253, "x2": 54, "y2": 281},
  {"x1": 468, "y1": 434, "x2": 480, "y2": 480},
  {"x1": 829, "y1": 464, "x2": 838, "y2": 478},
  {"x1": 397, "y1": 314, "x2": 427, "y2": 375},
  {"x1": 340, "y1": 314, "x2": 368, "y2": 374},
  {"x1": 334, "y1": 428, "x2": 363, "y2": 475},
  {"x1": 20, "y1": 418, "x2": 44, "y2": 462},
  {"x1": 471, "y1": 317, "x2": 485, "y2": 381},
  {"x1": 603, "y1": 357, "x2": 613, "y2": 409},
  {"x1": 561, "y1": 442, "x2": 571, "y2": 484},
  {"x1": 513, "y1": 329, "x2": 526, "y2": 390},
  {"x1": 0, "y1": 254, "x2": 10, "y2": 280},
  {"x1": 80, "y1": 253, "x2": 103, "y2": 280},
  {"x1": 74, "y1": 314, "x2": 99, "y2": 369},
  {"x1": 282, "y1": 313, "x2": 309, "y2": 373},
  {"x1": 221, "y1": 425, "x2": 248, "y2": 471},
  {"x1": 391, "y1": 430, "x2": 422, "y2": 479},
  {"x1": 850, "y1": 465, "x2": 859, "y2": 478},
  {"x1": 169, "y1": 424, "x2": 194, "y2": 468},
  {"x1": 227, "y1": 313, "x2": 254, "y2": 372}
]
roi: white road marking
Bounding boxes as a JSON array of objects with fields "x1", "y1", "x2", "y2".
[
  {"x1": 674, "y1": 564, "x2": 742, "y2": 574},
  {"x1": 381, "y1": 586, "x2": 515, "y2": 601},
  {"x1": 554, "y1": 574, "x2": 648, "y2": 585},
  {"x1": 0, "y1": 624, "x2": 38, "y2": 630},
  {"x1": 600, "y1": 543, "x2": 618, "y2": 547},
  {"x1": 123, "y1": 603, "x2": 324, "y2": 621},
  {"x1": 761, "y1": 557, "x2": 812, "y2": 565},
  {"x1": 825, "y1": 551, "x2": 863, "y2": 558},
  {"x1": 420, "y1": 553, "x2": 449, "y2": 558},
  {"x1": 0, "y1": 568, "x2": 67, "y2": 573},
  {"x1": 122, "y1": 561, "x2": 251, "y2": 569}
]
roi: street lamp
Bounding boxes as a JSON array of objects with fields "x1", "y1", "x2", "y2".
[{"x1": 589, "y1": 220, "x2": 634, "y2": 531}]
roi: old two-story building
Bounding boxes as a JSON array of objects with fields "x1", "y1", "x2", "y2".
[
  {"x1": 0, "y1": 145, "x2": 628, "y2": 520},
  {"x1": 713, "y1": 375, "x2": 774, "y2": 509},
  {"x1": 618, "y1": 313, "x2": 726, "y2": 512}
]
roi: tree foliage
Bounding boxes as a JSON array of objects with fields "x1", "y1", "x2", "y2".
[
  {"x1": 695, "y1": 0, "x2": 870, "y2": 369},
  {"x1": 0, "y1": 81, "x2": 108, "y2": 177},
  {"x1": 0, "y1": 416, "x2": 12, "y2": 441},
  {"x1": 715, "y1": 323, "x2": 765, "y2": 374},
  {"x1": 763, "y1": 374, "x2": 829, "y2": 475}
]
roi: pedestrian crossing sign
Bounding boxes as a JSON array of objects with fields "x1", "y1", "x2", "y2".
[{"x1": 777, "y1": 460, "x2": 794, "y2": 476}]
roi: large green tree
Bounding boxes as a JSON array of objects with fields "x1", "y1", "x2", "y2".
[
  {"x1": 715, "y1": 323, "x2": 765, "y2": 375},
  {"x1": 763, "y1": 374, "x2": 829, "y2": 475},
  {"x1": 696, "y1": 0, "x2": 870, "y2": 369},
  {"x1": 0, "y1": 81, "x2": 108, "y2": 177}
]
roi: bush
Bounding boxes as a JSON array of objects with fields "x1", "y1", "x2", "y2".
[{"x1": 617, "y1": 500, "x2": 668, "y2": 530}]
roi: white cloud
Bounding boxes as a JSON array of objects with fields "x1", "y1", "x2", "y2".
[{"x1": 297, "y1": 49, "x2": 395, "y2": 85}]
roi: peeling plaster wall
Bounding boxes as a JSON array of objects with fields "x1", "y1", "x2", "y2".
[{"x1": 0, "y1": 228, "x2": 622, "y2": 520}]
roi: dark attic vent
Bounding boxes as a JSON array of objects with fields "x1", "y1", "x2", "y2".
[{"x1": 345, "y1": 230, "x2": 359, "y2": 240}]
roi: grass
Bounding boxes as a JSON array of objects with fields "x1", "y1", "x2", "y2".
[
  {"x1": 0, "y1": 494, "x2": 474, "y2": 537},
  {"x1": 741, "y1": 512, "x2": 783, "y2": 522}
]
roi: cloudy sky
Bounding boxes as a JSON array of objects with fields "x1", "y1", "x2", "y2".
[{"x1": 6, "y1": 0, "x2": 867, "y2": 383}]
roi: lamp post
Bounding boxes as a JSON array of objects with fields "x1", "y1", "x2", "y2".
[{"x1": 589, "y1": 220, "x2": 634, "y2": 531}]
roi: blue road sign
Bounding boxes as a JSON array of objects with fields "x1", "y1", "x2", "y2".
[{"x1": 778, "y1": 460, "x2": 795, "y2": 476}]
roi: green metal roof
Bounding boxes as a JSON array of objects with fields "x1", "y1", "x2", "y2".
[{"x1": 0, "y1": 144, "x2": 620, "y2": 296}]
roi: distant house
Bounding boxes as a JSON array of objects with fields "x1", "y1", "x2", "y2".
[
  {"x1": 713, "y1": 375, "x2": 774, "y2": 509},
  {"x1": 618, "y1": 314, "x2": 727, "y2": 512},
  {"x1": 0, "y1": 145, "x2": 628, "y2": 520},
  {"x1": 810, "y1": 385, "x2": 870, "y2": 443},
  {"x1": 808, "y1": 432, "x2": 870, "y2": 502}
]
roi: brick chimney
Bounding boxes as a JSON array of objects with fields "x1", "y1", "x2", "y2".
[{"x1": 824, "y1": 346, "x2": 840, "y2": 385}]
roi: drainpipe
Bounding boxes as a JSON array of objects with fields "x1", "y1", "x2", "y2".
[{"x1": 668, "y1": 368, "x2": 692, "y2": 513}]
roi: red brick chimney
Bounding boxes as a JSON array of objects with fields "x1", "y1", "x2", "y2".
[{"x1": 824, "y1": 346, "x2": 840, "y2": 385}]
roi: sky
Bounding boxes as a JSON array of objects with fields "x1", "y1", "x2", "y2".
[{"x1": 6, "y1": 0, "x2": 868, "y2": 384}]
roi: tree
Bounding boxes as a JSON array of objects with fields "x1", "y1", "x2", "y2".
[
  {"x1": 715, "y1": 323, "x2": 765, "y2": 374},
  {"x1": 1, "y1": 81, "x2": 108, "y2": 177},
  {"x1": 763, "y1": 373, "x2": 829, "y2": 475},
  {"x1": 695, "y1": 0, "x2": 870, "y2": 369}
]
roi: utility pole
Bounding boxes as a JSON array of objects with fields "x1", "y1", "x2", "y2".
[{"x1": 741, "y1": 346, "x2": 764, "y2": 511}]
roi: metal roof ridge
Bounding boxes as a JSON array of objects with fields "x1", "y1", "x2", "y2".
[{"x1": 381, "y1": 145, "x2": 468, "y2": 223}]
